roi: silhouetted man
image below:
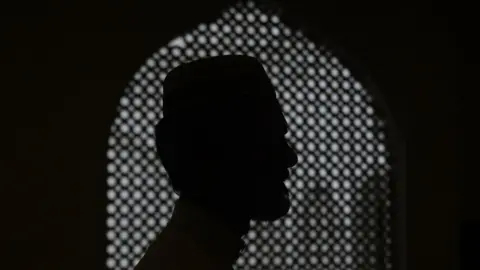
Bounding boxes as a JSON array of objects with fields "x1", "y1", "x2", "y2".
[{"x1": 134, "y1": 55, "x2": 298, "y2": 270}]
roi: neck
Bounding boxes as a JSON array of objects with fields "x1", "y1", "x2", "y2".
[{"x1": 167, "y1": 196, "x2": 250, "y2": 266}]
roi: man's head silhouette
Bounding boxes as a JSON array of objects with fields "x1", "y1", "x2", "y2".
[{"x1": 155, "y1": 55, "x2": 298, "y2": 223}]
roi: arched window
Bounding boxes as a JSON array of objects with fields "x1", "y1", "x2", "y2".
[{"x1": 106, "y1": 1, "x2": 393, "y2": 269}]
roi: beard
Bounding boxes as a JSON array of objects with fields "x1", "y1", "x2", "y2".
[
  {"x1": 248, "y1": 181, "x2": 292, "y2": 221},
  {"x1": 175, "y1": 167, "x2": 293, "y2": 222}
]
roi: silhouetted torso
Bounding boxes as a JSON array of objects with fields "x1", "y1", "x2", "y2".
[
  {"x1": 134, "y1": 55, "x2": 298, "y2": 270},
  {"x1": 134, "y1": 197, "x2": 247, "y2": 270}
]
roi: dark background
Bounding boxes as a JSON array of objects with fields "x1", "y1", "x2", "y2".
[{"x1": 2, "y1": 1, "x2": 463, "y2": 270}]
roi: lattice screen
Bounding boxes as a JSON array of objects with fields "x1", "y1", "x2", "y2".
[{"x1": 106, "y1": 1, "x2": 393, "y2": 269}]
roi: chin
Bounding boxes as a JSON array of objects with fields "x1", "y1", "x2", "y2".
[{"x1": 250, "y1": 190, "x2": 291, "y2": 221}]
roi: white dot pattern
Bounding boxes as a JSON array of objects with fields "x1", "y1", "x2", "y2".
[{"x1": 106, "y1": 1, "x2": 392, "y2": 270}]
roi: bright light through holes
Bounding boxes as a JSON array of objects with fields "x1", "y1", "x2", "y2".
[{"x1": 106, "y1": 1, "x2": 392, "y2": 270}]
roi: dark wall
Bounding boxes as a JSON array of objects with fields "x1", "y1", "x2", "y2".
[{"x1": 3, "y1": 1, "x2": 458, "y2": 270}]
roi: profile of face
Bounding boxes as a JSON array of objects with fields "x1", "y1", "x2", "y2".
[
  {"x1": 229, "y1": 97, "x2": 298, "y2": 221},
  {"x1": 156, "y1": 91, "x2": 298, "y2": 222},
  {"x1": 155, "y1": 55, "x2": 299, "y2": 222}
]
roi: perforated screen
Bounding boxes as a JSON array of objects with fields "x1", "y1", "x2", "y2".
[{"x1": 106, "y1": 1, "x2": 393, "y2": 269}]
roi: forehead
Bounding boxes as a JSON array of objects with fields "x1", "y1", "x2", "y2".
[{"x1": 271, "y1": 99, "x2": 289, "y2": 134}]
